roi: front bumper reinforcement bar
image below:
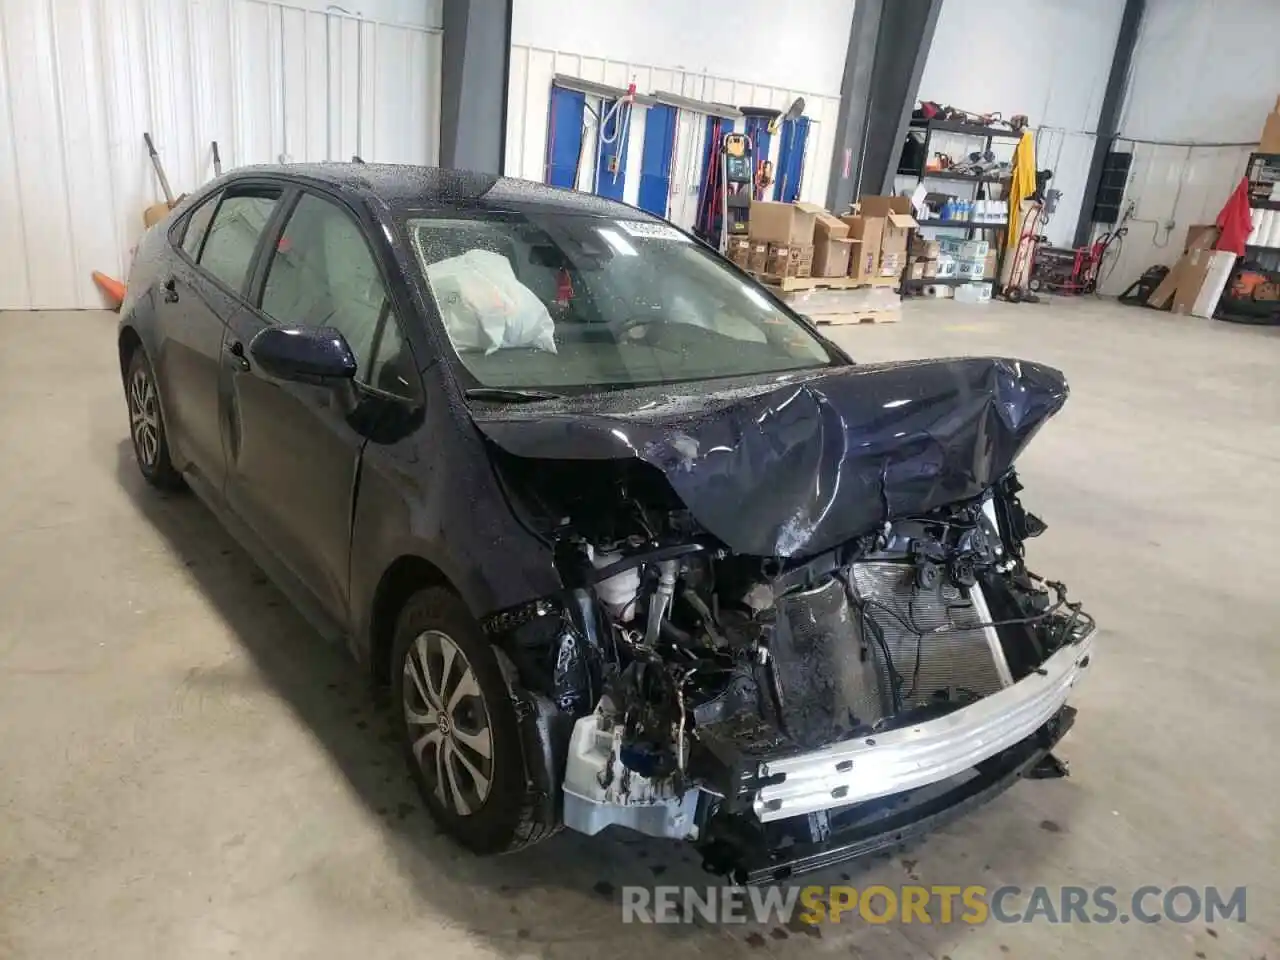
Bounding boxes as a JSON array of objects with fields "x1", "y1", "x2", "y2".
[{"x1": 753, "y1": 626, "x2": 1096, "y2": 822}]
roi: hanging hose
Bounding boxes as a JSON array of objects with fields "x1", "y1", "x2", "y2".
[
  {"x1": 598, "y1": 96, "x2": 630, "y2": 145},
  {"x1": 593, "y1": 85, "x2": 635, "y2": 191}
]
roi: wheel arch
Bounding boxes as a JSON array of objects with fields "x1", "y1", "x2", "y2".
[
  {"x1": 118, "y1": 324, "x2": 143, "y2": 377},
  {"x1": 368, "y1": 554, "x2": 457, "y2": 686}
]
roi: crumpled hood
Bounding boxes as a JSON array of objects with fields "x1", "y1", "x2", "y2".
[{"x1": 470, "y1": 358, "x2": 1068, "y2": 558}]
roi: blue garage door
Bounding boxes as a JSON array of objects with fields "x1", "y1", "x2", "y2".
[
  {"x1": 546, "y1": 87, "x2": 585, "y2": 188},
  {"x1": 774, "y1": 116, "x2": 810, "y2": 202},
  {"x1": 595, "y1": 99, "x2": 630, "y2": 201},
  {"x1": 637, "y1": 104, "x2": 677, "y2": 217}
]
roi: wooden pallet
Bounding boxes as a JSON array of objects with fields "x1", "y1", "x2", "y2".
[
  {"x1": 815, "y1": 309, "x2": 900, "y2": 325},
  {"x1": 752, "y1": 273, "x2": 900, "y2": 292}
]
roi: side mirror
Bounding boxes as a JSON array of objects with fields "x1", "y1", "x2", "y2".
[{"x1": 249, "y1": 325, "x2": 357, "y2": 386}]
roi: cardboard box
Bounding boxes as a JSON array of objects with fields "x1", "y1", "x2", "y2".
[
  {"x1": 857, "y1": 195, "x2": 920, "y2": 257},
  {"x1": 765, "y1": 243, "x2": 792, "y2": 277},
  {"x1": 746, "y1": 241, "x2": 769, "y2": 274},
  {"x1": 1260, "y1": 96, "x2": 1280, "y2": 154},
  {"x1": 1148, "y1": 226, "x2": 1220, "y2": 308},
  {"x1": 792, "y1": 243, "x2": 814, "y2": 278},
  {"x1": 143, "y1": 202, "x2": 173, "y2": 228},
  {"x1": 727, "y1": 236, "x2": 751, "y2": 269},
  {"x1": 813, "y1": 209, "x2": 851, "y2": 240},
  {"x1": 813, "y1": 237, "x2": 855, "y2": 277},
  {"x1": 842, "y1": 215, "x2": 883, "y2": 281},
  {"x1": 1184, "y1": 224, "x2": 1218, "y2": 253},
  {"x1": 957, "y1": 258, "x2": 985, "y2": 280},
  {"x1": 983, "y1": 249, "x2": 998, "y2": 279},
  {"x1": 911, "y1": 236, "x2": 941, "y2": 259},
  {"x1": 922, "y1": 258, "x2": 939, "y2": 278},
  {"x1": 764, "y1": 242, "x2": 814, "y2": 278},
  {"x1": 910, "y1": 260, "x2": 926, "y2": 281},
  {"x1": 938, "y1": 237, "x2": 989, "y2": 260},
  {"x1": 750, "y1": 201, "x2": 822, "y2": 246},
  {"x1": 879, "y1": 251, "x2": 905, "y2": 278},
  {"x1": 1172, "y1": 248, "x2": 1236, "y2": 317}
]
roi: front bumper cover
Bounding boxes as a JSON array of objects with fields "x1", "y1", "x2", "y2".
[{"x1": 753, "y1": 624, "x2": 1095, "y2": 822}]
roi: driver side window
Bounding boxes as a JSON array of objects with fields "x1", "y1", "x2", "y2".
[{"x1": 260, "y1": 193, "x2": 417, "y2": 397}]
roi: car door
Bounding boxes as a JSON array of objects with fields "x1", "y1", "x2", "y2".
[
  {"x1": 154, "y1": 185, "x2": 284, "y2": 494},
  {"x1": 221, "y1": 187, "x2": 420, "y2": 622}
]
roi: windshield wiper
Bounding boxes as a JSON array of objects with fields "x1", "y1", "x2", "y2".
[{"x1": 463, "y1": 387, "x2": 566, "y2": 403}]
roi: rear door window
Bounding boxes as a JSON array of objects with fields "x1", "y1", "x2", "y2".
[
  {"x1": 199, "y1": 192, "x2": 281, "y2": 294},
  {"x1": 180, "y1": 191, "x2": 220, "y2": 259}
]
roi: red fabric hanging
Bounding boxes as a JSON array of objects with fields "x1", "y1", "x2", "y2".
[{"x1": 1215, "y1": 177, "x2": 1253, "y2": 256}]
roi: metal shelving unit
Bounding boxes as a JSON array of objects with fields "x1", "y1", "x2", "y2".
[
  {"x1": 897, "y1": 119, "x2": 1021, "y2": 296},
  {"x1": 1222, "y1": 152, "x2": 1280, "y2": 324},
  {"x1": 1246, "y1": 152, "x2": 1280, "y2": 258},
  {"x1": 916, "y1": 219, "x2": 1008, "y2": 228}
]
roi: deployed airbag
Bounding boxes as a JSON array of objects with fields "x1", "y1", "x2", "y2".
[
  {"x1": 469, "y1": 357, "x2": 1068, "y2": 557},
  {"x1": 426, "y1": 249, "x2": 557, "y2": 356}
]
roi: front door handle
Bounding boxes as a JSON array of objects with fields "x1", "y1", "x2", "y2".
[
  {"x1": 226, "y1": 339, "x2": 250, "y2": 372},
  {"x1": 162, "y1": 276, "x2": 179, "y2": 303}
]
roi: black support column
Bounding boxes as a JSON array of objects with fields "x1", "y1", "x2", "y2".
[
  {"x1": 439, "y1": 0, "x2": 512, "y2": 174},
  {"x1": 827, "y1": 0, "x2": 942, "y2": 212},
  {"x1": 1072, "y1": 0, "x2": 1145, "y2": 247}
]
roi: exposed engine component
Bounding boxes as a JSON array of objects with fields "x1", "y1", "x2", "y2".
[
  {"x1": 485, "y1": 452, "x2": 1094, "y2": 868},
  {"x1": 589, "y1": 547, "x2": 640, "y2": 621},
  {"x1": 562, "y1": 697, "x2": 702, "y2": 840}
]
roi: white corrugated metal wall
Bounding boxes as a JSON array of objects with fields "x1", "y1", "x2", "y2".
[
  {"x1": 1097, "y1": 0, "x2": 1280, "y2": 294},
  {"x1": 504, "y1": 44, "x2": 843, "y2": 224},
  {"x1": 0, "y1": 0, "x2": 442, "y2": 311},
  {"x1": 911, "y1": 0, "x2": 1127, "y2": 247}
]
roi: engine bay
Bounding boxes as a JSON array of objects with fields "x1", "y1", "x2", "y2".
[{"x1": 484, "y1": 448, "x2": 1094, "y2": 871}]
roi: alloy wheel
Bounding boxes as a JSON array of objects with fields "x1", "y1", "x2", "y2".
[
  {"x1": 402, "y1": 629, "x2": 494, "y2": 816},
  {"x1": 129, "y1": 366, "x2": 160, "y2": 467}
]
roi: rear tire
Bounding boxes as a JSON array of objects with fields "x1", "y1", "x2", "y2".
[
  {"x1": 124, "y1": 347, "x2": 184, "y2": 490},
  {"x1": 391, "y1": 587, "x2": 554, "y2": 853}
]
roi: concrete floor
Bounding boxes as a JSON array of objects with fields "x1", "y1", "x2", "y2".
[{"x1": 0, "y1": 299, "x2": 1277, "y2": 960}]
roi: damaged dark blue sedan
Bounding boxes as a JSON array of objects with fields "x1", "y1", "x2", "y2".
[{"x1": 118, "y1": 164, "x2": 1096, "y2": 882}]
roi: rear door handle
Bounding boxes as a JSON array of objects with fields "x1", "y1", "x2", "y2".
[
  {"x1": 162, "y1": 276, "x2": 179, "y2": 303},
  {"x1": 226, "y1": 339, "x2": 250, "y2": 372}
]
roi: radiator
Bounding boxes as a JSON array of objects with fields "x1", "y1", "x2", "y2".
[{"x1": 852, "y1": 561, "x2": 1012, "y2": 712}]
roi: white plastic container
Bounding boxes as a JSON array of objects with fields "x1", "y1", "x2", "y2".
[
  {"x1": 954, "y1": 282, "x2": 992, "y2": 304},
  {"x1": 590, "y1": 549, "x2": 639, "y2": 621}
]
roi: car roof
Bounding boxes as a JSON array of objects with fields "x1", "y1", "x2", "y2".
[{"x1": 226, "y1": 163, "x2": 659, "y2": 221}]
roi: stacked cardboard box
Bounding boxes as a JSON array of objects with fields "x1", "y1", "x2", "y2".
[
  {"x1": 908, "y1": 236, "x2": 940, "y2": 280},
  {"x1": 811, "y1": 210, "x2": 856, "y2": 277},
  {"x1": 843, "y1": 196, "x2": 919, "y2": 281},
  {"x1": 937, "y1": 237, "x2": 988, "y2": 280},
  {"x1": 862, "y1": 197, "x2": 918, "y2": 279},
  {"x1": 748, "y1": 201, "x2": 819, "y2": 279}
]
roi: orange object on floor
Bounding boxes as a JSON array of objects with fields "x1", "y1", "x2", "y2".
[{"x1": 92, "y1": 271, "x2": 127, "y2": 310}]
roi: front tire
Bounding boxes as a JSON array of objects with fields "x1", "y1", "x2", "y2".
[
  {"x1": 391, "y1": 587, "x2": 553, "y2": 853},
  {"x1": 124, "y1": 347, "x2": 184, "y2": 490}
]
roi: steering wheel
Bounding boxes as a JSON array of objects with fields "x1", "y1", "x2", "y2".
[{"x1": 607, "y1": 314, "x2": 660, "y2": 343}]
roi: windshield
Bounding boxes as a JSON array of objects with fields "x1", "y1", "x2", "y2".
[{"x1": 407, "y1": 212, "x2": 837, "y2": 394}]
